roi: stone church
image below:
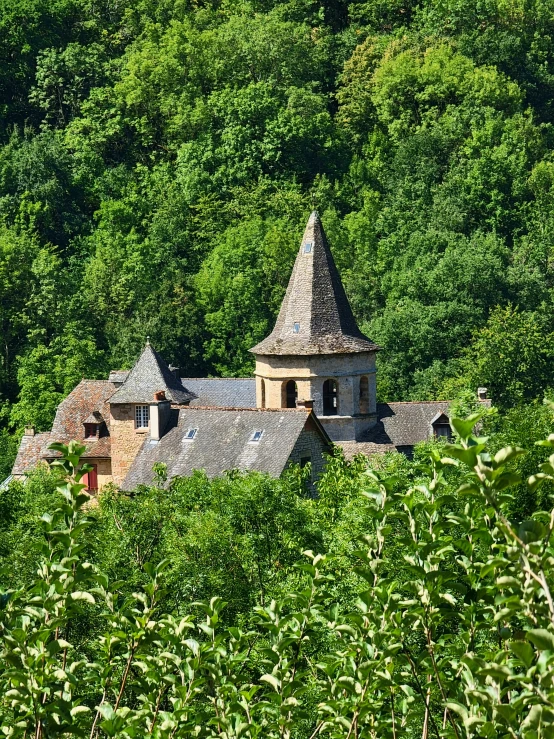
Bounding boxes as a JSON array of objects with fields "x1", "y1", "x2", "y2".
[{"x1": 9, "y1": 211, "x2": 489, "y2": 492}]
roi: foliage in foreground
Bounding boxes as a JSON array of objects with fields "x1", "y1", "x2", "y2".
[{"x1": 3, "y1": 418, "x2": 554, "y2": 737}]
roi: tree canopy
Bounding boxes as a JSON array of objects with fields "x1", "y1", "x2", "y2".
[{"x1": 2, "y1": 0, "x2": 554, "y2": 462}]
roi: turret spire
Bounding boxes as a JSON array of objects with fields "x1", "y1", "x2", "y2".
[{"x1": 251, "y1": 211, "x2": 379, "y2": 356}]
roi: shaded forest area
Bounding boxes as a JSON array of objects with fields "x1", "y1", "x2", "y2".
[{"x1": 2, "y1": 0, "x2": 554, "y2": 467}]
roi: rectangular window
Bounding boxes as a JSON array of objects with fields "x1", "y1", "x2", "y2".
[
  {"x1": 293, "y1": 322, "x2": 300, "y2": 334},
  {"x1": 135, "y1": 405, "x2": 149, "y2": 429},
  {"x1": 84, "y1": 423, "x2": 97, "y2": 439},
  {"x1": 250, "y1": 430, "x2": 264, "y2": 443},
  {"x1": 304, "y1": 242, "x2": 312, "y2": 253},
  {"x1": 184, "y1": 428, "x2": 198, "y2": 441},
  {"x1": 434, "y1": 424, "x2": 452, "y2": 440}
]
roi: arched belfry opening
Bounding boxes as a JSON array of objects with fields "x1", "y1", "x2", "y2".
[
  {"x1": 261, "y1": 378, "x2": 266, "y2": 408},
  {"x1": 283, "y1": 380, "x2": 298, "y2": 408},
  {"x1": 359, "y1": 376, "x2": 369, "y2": 414},
  {"x1": 323, "y1": 379, "x2": 338, "y2": 416}
]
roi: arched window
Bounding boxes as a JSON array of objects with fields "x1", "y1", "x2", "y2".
[
  {"x1": 261, "y1": 379, "x2": 266, "y2": 408},
  {"x1": 323, "y1": 379, "x2": 338, "y2": 416},
  {"x1": 359, "y1": 376, "x2": 369, "y2": 414},
  {"x1": 284, "y1": 380, "x2": 297, "y2": 408}
]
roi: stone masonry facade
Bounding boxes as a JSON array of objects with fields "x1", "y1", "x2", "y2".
[
  {"x1": 255, "y1": 351, "x2": 377, "y2": 441},
  {"x1": 287, "y1": 428, "x2": 329, "y2": 489},
  {"x1": 109, "y1": 404, "x2": 148, "y2": 486}
]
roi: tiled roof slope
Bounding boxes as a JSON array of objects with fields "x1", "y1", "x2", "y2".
[
  {"x1": 339, "y1": 400, "x2": 492, "y2": 457},
  {"x1": 184, "y1": 378, "x2": 256, "y2": 408},
  {"x1": 45, "y1": 380, "x2": 117, "y2": 458},
  {"x1": 122, "y1": 407, "x2": 330, "y2": 489},
  {"x1": 12, "y1": 432, "x2": 51, "y2": 474},
  {"x1": 251, "y1": 211, "x2": 379, "y2": 356},
  {"x1": 109, "y1": 342, "x2": 196, "y2": 404},
  {"x1": 367, "y1": 401, "x2": 451, "y2": 446}
]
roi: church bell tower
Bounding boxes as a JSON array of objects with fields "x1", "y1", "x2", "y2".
[{"x1": 250, "y1": 211, "x2": 380, "y2": 442}]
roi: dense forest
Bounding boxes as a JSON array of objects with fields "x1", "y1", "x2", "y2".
[{"x1": 3, "y1": 0, "x2": 554, "y2": 473}]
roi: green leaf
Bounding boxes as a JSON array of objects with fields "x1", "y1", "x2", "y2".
[
  {"x1": 70, "y1": 706, "x2": 91, "y2": 717},
  {"x1": 70, "y1": 591, "x2": 95, "y2": 604},
  {"x1": 509, "y1": 641, "x2": 534, "y2": 667},
  {"x1": 526, "y1": 629, "x2": 554, "y2": 651},
  {"x1": 260, "y1": 674, "x2": 281, "y2": 691}
]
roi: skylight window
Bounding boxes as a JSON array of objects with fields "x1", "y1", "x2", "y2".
[
  {"x1": 250, "y1": 430, "x2": 264, "y2": 443},
  {"x1": 184, "y1": 428, "x2": 198, "y2": 441},
  {"x1": 293, "y1": 322, "x2": 300, "y2": 334},
  {"x1": 304, "y1": 242, "x2": 312, "y2": 254}
]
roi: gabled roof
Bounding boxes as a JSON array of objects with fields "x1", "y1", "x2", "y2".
[
  {"x1": 338, "y1": 399, "x2": 492, "y2": 457},
  {"x1": 109, "y1": 342, "x2": 196, "y2": 405},
  {"x1": 122, "y1": 407, "x2": 332, "y2": 489},
  {"x1": 45, "y1": 380, "x2": 117, "y2": 458},
  {"x1": 83, "y1": 410, "x2": 104, "y2": 424},
  {"x1": 184, "y1": 378, "x2": 256, "y2": 408},
  {"x1": 251, "y1": 211, "x2": 379, "y2": 356},
  {"x1": 11, "y1": 432, "x2": 51, "y2": 475}
]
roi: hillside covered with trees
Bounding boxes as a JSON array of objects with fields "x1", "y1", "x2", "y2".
[{"x1": 3, "y1": 0, "x2": 554, "y2": 472}]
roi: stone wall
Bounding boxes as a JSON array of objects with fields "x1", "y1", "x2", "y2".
[
  {"x1": 287, "y1": 428, "x2": 329, "y2": 488},
  {"x1": 255, "y1": 351, "x2": 377, "y2": 440},
  {"x1": 110, "y1": 404, "x2": 148, "y2": 485},
  {"x1": 81, "y1": 457, "x2": 113, "y2": 491}
]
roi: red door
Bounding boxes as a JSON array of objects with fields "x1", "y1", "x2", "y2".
[{"x1": 83, "y1": 464, "x2": 98, "y2": 493}]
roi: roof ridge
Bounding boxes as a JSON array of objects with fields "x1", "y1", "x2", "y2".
[
  {"x1": 379, "y1": 400, "x2": 451, "y2": 405},
  {"x1": 180, "y1": 406, "x2": 309, "y2": 412},
  {"x1": 182, "y1": 377, "x2": 254, "y2": 381}
]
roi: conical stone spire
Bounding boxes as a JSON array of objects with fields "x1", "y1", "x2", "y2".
[
  {"x1": 109, "y1": 342, "x2": 196, "y2": 404},
  {"x1": 251, "y1": 211, "x2": 379, "y2": 356}
]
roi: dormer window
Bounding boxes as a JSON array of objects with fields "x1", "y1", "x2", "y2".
[
  {"x1": 304, "y1": 242, "x2": 312, "y2": 254},
  {"x1": 135, "y1": 405, "x2": 149, "y2": 429},
  {"x1": 84, "y1": 423, "x2": 98, "y2": 440},
  {"x1": 293, "y1": 322, "x2": 300, "y2": 334},
  {"x1": 250, "y1": 430, "x2": 264, "y2": 443},
  {"x1": 83, "y1": 410, "x2": 104, "y2": 440},
  {"x1": 184, "y1": 428, "x2": 198, "y2": 441},
  {"x1": 432, "y1": 414, "x2": 452, "y2": 441}
]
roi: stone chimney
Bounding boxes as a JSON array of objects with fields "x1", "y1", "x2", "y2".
[
  {"x1": 169, "y1": 365, "x2": 180, "y2": 380},
  {"x1": 149, "y1": 397, "x2": 171, "y2": 441},
  {"x1": 477, "y1": 387, "x2": 488, "y2": 400},
  {"x1": 24, "y1": 426, "x2": 35, "y2": 437},
  {"x1": 296, "y1": 399, "x2": 314, "y2": 410}
]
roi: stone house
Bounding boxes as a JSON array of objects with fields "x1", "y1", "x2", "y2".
[{"x1": 9, "y1": 210, "x2": 489, "y2": 491}]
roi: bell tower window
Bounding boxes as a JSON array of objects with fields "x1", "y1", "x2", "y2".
[
  {"x1": 261, "y1": 378, "x2": 266, "y2": 408},
  {"x1": 323, "y1": 379, "x2": 338, "y2": 416},
  {"x1": 283, "y1": 380, "x2": 298, "y2": 408}
]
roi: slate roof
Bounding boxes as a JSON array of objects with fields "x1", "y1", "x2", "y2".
[
  {"x1": 251, "y1": 211, "x2": 379, "y2": 356},
  {"x1": 83, "y1": 410, "x2": 104, "y2": 424},
  {"x1": 108, "y1": 370, "x2": 129, "y2": 384},
  {"x1": 44, "y1": 380, "x2": 117, "y2": 459},
  {"x1": 122, "y1": 407, "x2": 331, "y2": 489},
  {"x1": 338, "y1": 400, "x2": 491, "y2": 458},
  {"x1": 109, "y1": 342, "x2": 196, "y2": 404},
  {"x1": 11, "y1": 432, "x2": 51, "y2": 475},
  {"x1": 184, "y1": 378, "x2": 256, "y2": 408}
]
